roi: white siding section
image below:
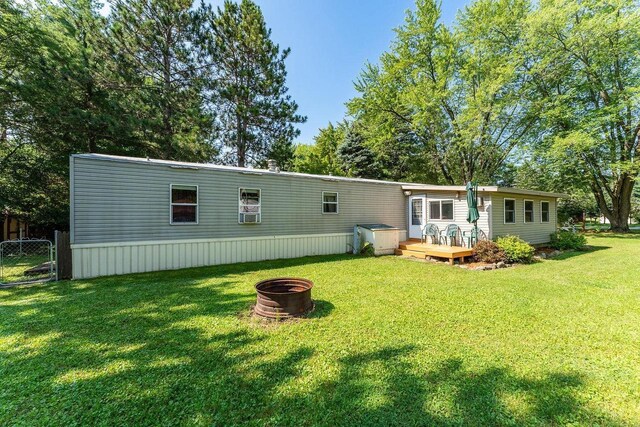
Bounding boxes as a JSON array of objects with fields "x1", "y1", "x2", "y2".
[
  {"x1": 412, "y1": 191, "x2": 492, "y2": 237},
  {"x1": 72, "y1": 232, "x2": 359, "y2": 279}
]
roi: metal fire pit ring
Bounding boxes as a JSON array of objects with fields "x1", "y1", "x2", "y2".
[{"x1": 254, "y1": 277, "x2": 314, "y2": 319}]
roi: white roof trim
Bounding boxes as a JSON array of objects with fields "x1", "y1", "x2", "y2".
[
  {"x1": 402, "y1": 184, "x2": 568, "y2": 198},
  {"x1": 402, "y1": 184, "x2": 499, "y2": 192}
]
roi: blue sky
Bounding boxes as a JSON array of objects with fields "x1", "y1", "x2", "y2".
[
  {"x1": 100, "y1": 0, "x2": 471, "y2": 144},
  {"x1": 234, "y1": 0, "x2": 471, "y2": 145},
  {"x1": 204, "y1": 0, "x2": 470, "y2": 144}
]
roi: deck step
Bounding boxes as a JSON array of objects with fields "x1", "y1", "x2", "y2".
[
  {"x1": 394, "y1": 249, "x2": 427, "y2": 258},
  {"x1": 399, "y1": 244, "x2": 472, "y2": 254},
  {"x1": 399, "y1": 244, "x2": 446, "y2": 252}
]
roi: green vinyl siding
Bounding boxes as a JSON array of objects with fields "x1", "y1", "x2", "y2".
[
  {"x1": 491, "y1": 194, "x2": 558, "y2": 244},
  {"x1": 71, "y1": 156, "x2": 407, "y2": 245}
]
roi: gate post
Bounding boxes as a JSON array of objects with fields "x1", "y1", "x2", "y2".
[{"x1": 55, "y1": 231, "x2": 72, "y2": 280}]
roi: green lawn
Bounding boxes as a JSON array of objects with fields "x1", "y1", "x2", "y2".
[
  {"x1": 1, "y1": 234, "x2": 639, "y2": 426},
  {"x1": 1, "y1": 254, "x2": 52, "y2": 284}
]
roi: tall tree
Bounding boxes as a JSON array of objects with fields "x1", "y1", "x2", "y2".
[
  {"x1": 202, "y1": 0, "x2": 305, "y2": 167},
  {"x1": 108, "y1": 0, "x2": 214, "y2": 161},
  {"x1": 336, "y1": 125, "x2": 382, "y2": 179},
  {"x1": 292, "y1": 122, "x2": 345, "y2": 176},
  {"x1": 0, "y1": 0, "x2": 131, "y2": 229},
  {"x1": 525, "y1": 0, "x2": 640, "y2": 232},
  {"x1": 347, "y1": 0, "x2": 536, "y2": 185}
]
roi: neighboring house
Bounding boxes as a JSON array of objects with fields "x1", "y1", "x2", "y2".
[
  {"x1": 2, "y1": 210, "x2": 29, "y2": 241},
  {"x1": 70, "y1": 154, "x2": 567, "y2": 279},
  {"x1": 599, "y1": 214, "x2": 633, "y2": 225}
]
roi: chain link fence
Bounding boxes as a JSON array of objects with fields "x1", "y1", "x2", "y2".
[{"x1": 0, "y1": 239, "x2": 54, "y2": 286}]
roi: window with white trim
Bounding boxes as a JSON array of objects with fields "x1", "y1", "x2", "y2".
[
  {"x1": 524, "y1": 200, "x2": 534, "y2": 223},
  {"x1": 412, "y1": 199, "x2": 424, "y2": 225},
  {"x1": 170, "y1": 184, "x2": 198, "y2": 224},
  {"x1": 429, "y1": 200, "x2": 454, "y2": 220},
  {"x1": 504, "y1": 199, "x2": 516, "y2": 224},
  {"x1": 322, "y1": 192, "x2": 338, "y2": 214},
  {"x1": 541, "y1": 201, "x2": 550, "y2": 223},
  {"x1": 239, "y1": 188, "x2": 261, "y2": 223}
]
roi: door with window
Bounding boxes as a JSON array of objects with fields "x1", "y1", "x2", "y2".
[{"x1": 408, "y1": 195, "x2": 427, "y2": 239}]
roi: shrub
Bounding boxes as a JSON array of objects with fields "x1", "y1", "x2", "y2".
[
  {"x1": 473, "y1": 240, "x2": 507, "y2": 264},
  {"x1": 496, "y1": 235, "x2": 535, "y2": 264},
  {"x1": 550, "y1": 230, "x2": 587, "y2": 250},
  {"x1": 360, "y1": 241, "x2": 375, "y2": 257}
]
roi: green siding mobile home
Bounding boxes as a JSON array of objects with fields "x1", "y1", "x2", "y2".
[{"x1": 70, "y1": 154, "x2": 566, "y2": 278}]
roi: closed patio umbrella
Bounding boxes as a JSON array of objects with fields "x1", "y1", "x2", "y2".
[{"x1": 466, "y1": 182, "x2": 480, "y2": 246}]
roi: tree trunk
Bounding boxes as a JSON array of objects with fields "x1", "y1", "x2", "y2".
[
  {"x1": 162, "y1": 28, "x2": 174, "y2": 160},
  {"x1": 594, "y1": 174, "x2": 634, "y2": 233}
]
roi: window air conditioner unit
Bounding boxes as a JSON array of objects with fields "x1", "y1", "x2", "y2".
[{"x1": 240, "y1": 213, "x2": 260, "y2": 224}]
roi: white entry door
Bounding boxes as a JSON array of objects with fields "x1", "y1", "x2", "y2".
[{"x1": 408, "y1": 195, "x2": 427, "y2": 239}]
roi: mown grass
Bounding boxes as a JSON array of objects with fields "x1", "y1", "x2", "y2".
[
  {"x1": 1, "y1": 234, "x2": 639, "y2": 426},
  {"x1": 0, "y1": 255, "x2": 51, "y2": 284}
]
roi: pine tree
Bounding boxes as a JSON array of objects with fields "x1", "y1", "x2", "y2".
[
  {"x1": 108, "y1": 0, "x2": 214, "y2": 161},
  {"x1": 202, "y1": 0, "x2": 306, "y2": 167},
  {"x1": 337, "y1": 126, "x2": 381, "y2": 179}
]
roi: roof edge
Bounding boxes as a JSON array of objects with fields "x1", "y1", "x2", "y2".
[
  {"x1": 71, "y1": 153, "x2": 417, "y2": 186},
  {"x1": 402, "y1": 184, "x2": 568, "y2": 198},
  {"x1": 71, "y1": 154, "x2": 570, "y2": 198}
]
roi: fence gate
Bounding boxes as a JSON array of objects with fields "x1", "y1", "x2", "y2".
[{"x1": 0, "y1": 239, "x2": 54, "y2": 286}]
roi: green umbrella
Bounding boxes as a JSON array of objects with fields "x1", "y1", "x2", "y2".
[{"x1": 466, "y1": 182, "x2": 480, "y2": 245}]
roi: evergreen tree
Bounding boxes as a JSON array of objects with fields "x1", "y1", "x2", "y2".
[
  {"x1": 202, "y1": 0, "x2": 305, "y2": 167},
  {"x1": 336, "y1": 126, "x2": 381, "y2": 179},
  {"x1": 108, "y1": 0, "x2": 214, "y2": 161}
]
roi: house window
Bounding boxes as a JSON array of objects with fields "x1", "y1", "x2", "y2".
[
  {"x1": 170, "y1": 184, "x2": 198, "y2": 224},
  {"x1": 524, "y1": 200, "x2": 534, "y2": 223},
  {"x1": 541, "y1": 201, "x2": 550, "y2": 223},
  {"x1": 504, "y1": 199, "x2": 516, "y2": 223},
  {"x1": 429, "y1": 201, "x2": 440, "y2": 220},
  {"x1": 239, "y1": 188, "x2": 261, "y2": 223},
  {"x1": 322, "y1": 192, "x2": 339, "y2": 214},
  {"x1": 442, "y1": 201, "x2": 454, "y2": 220},
  {"x1": 429, "y1": 200, "x2": 454, "y2": 220},
  {"x1": 411, "y1": 199, "x2": 423, "y2": 225}
]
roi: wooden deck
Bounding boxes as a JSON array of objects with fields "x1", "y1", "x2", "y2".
[{"x1": 395, "y1": 240, "x2": 474, "y2": 265}]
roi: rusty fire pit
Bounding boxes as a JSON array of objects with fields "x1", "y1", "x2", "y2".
[{"x1": 254, "y1": 277, "x2": 314, "y2": 319}]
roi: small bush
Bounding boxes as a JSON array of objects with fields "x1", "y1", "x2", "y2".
[
  {"x1": 473, "y1": 240, "x2": 507, "y2": 263},
  {"x1": 496, "y1": 235, "x2": 535, "y2": 264},
  {"x1": 550, "y1": 230, "x2": 587, "y2": 250},
  {"x1": 360, "y1": 241, "x2": 375, "y2": 257}
]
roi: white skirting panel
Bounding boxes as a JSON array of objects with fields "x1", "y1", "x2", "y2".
[{"x1": 72, "y1": 233, "x2": 355, "y2": 279}]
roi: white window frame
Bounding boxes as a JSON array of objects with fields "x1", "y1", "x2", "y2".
[
  {"x1": 322, "y1": 191, "x2": 339, "y2": 214},
  {"x1": 428, "y1": 199, "x2": 455, "y2": 221},
  {"x1": 412, "y1": 197, "x2": 425, "y2": 226},
  {"x1": 238, "y1": 188, "x2": 261, "y2": 224},
  {"x1": 524, "y1": 199, "x2": 534, "y2": 223},
  {"x1": 504, "y1": 198, "x2": 516, "y2": 224},
  {"x1": 540, "y1": 200, "x2": 550, "y2": 223},
  {"x1": 170, "y1": 184, "x2": 199, "y2": 225}
]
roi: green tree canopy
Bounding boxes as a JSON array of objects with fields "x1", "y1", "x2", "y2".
[
  {"x1": 524, "y1": 0, "x2": 640, "y2": 232},
  {"x1": 347, "y1": 0, "x2": 536, "y2": 185},
  {"x1": 292, "y1": 122, "x2": 345, "y2": 176}
]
